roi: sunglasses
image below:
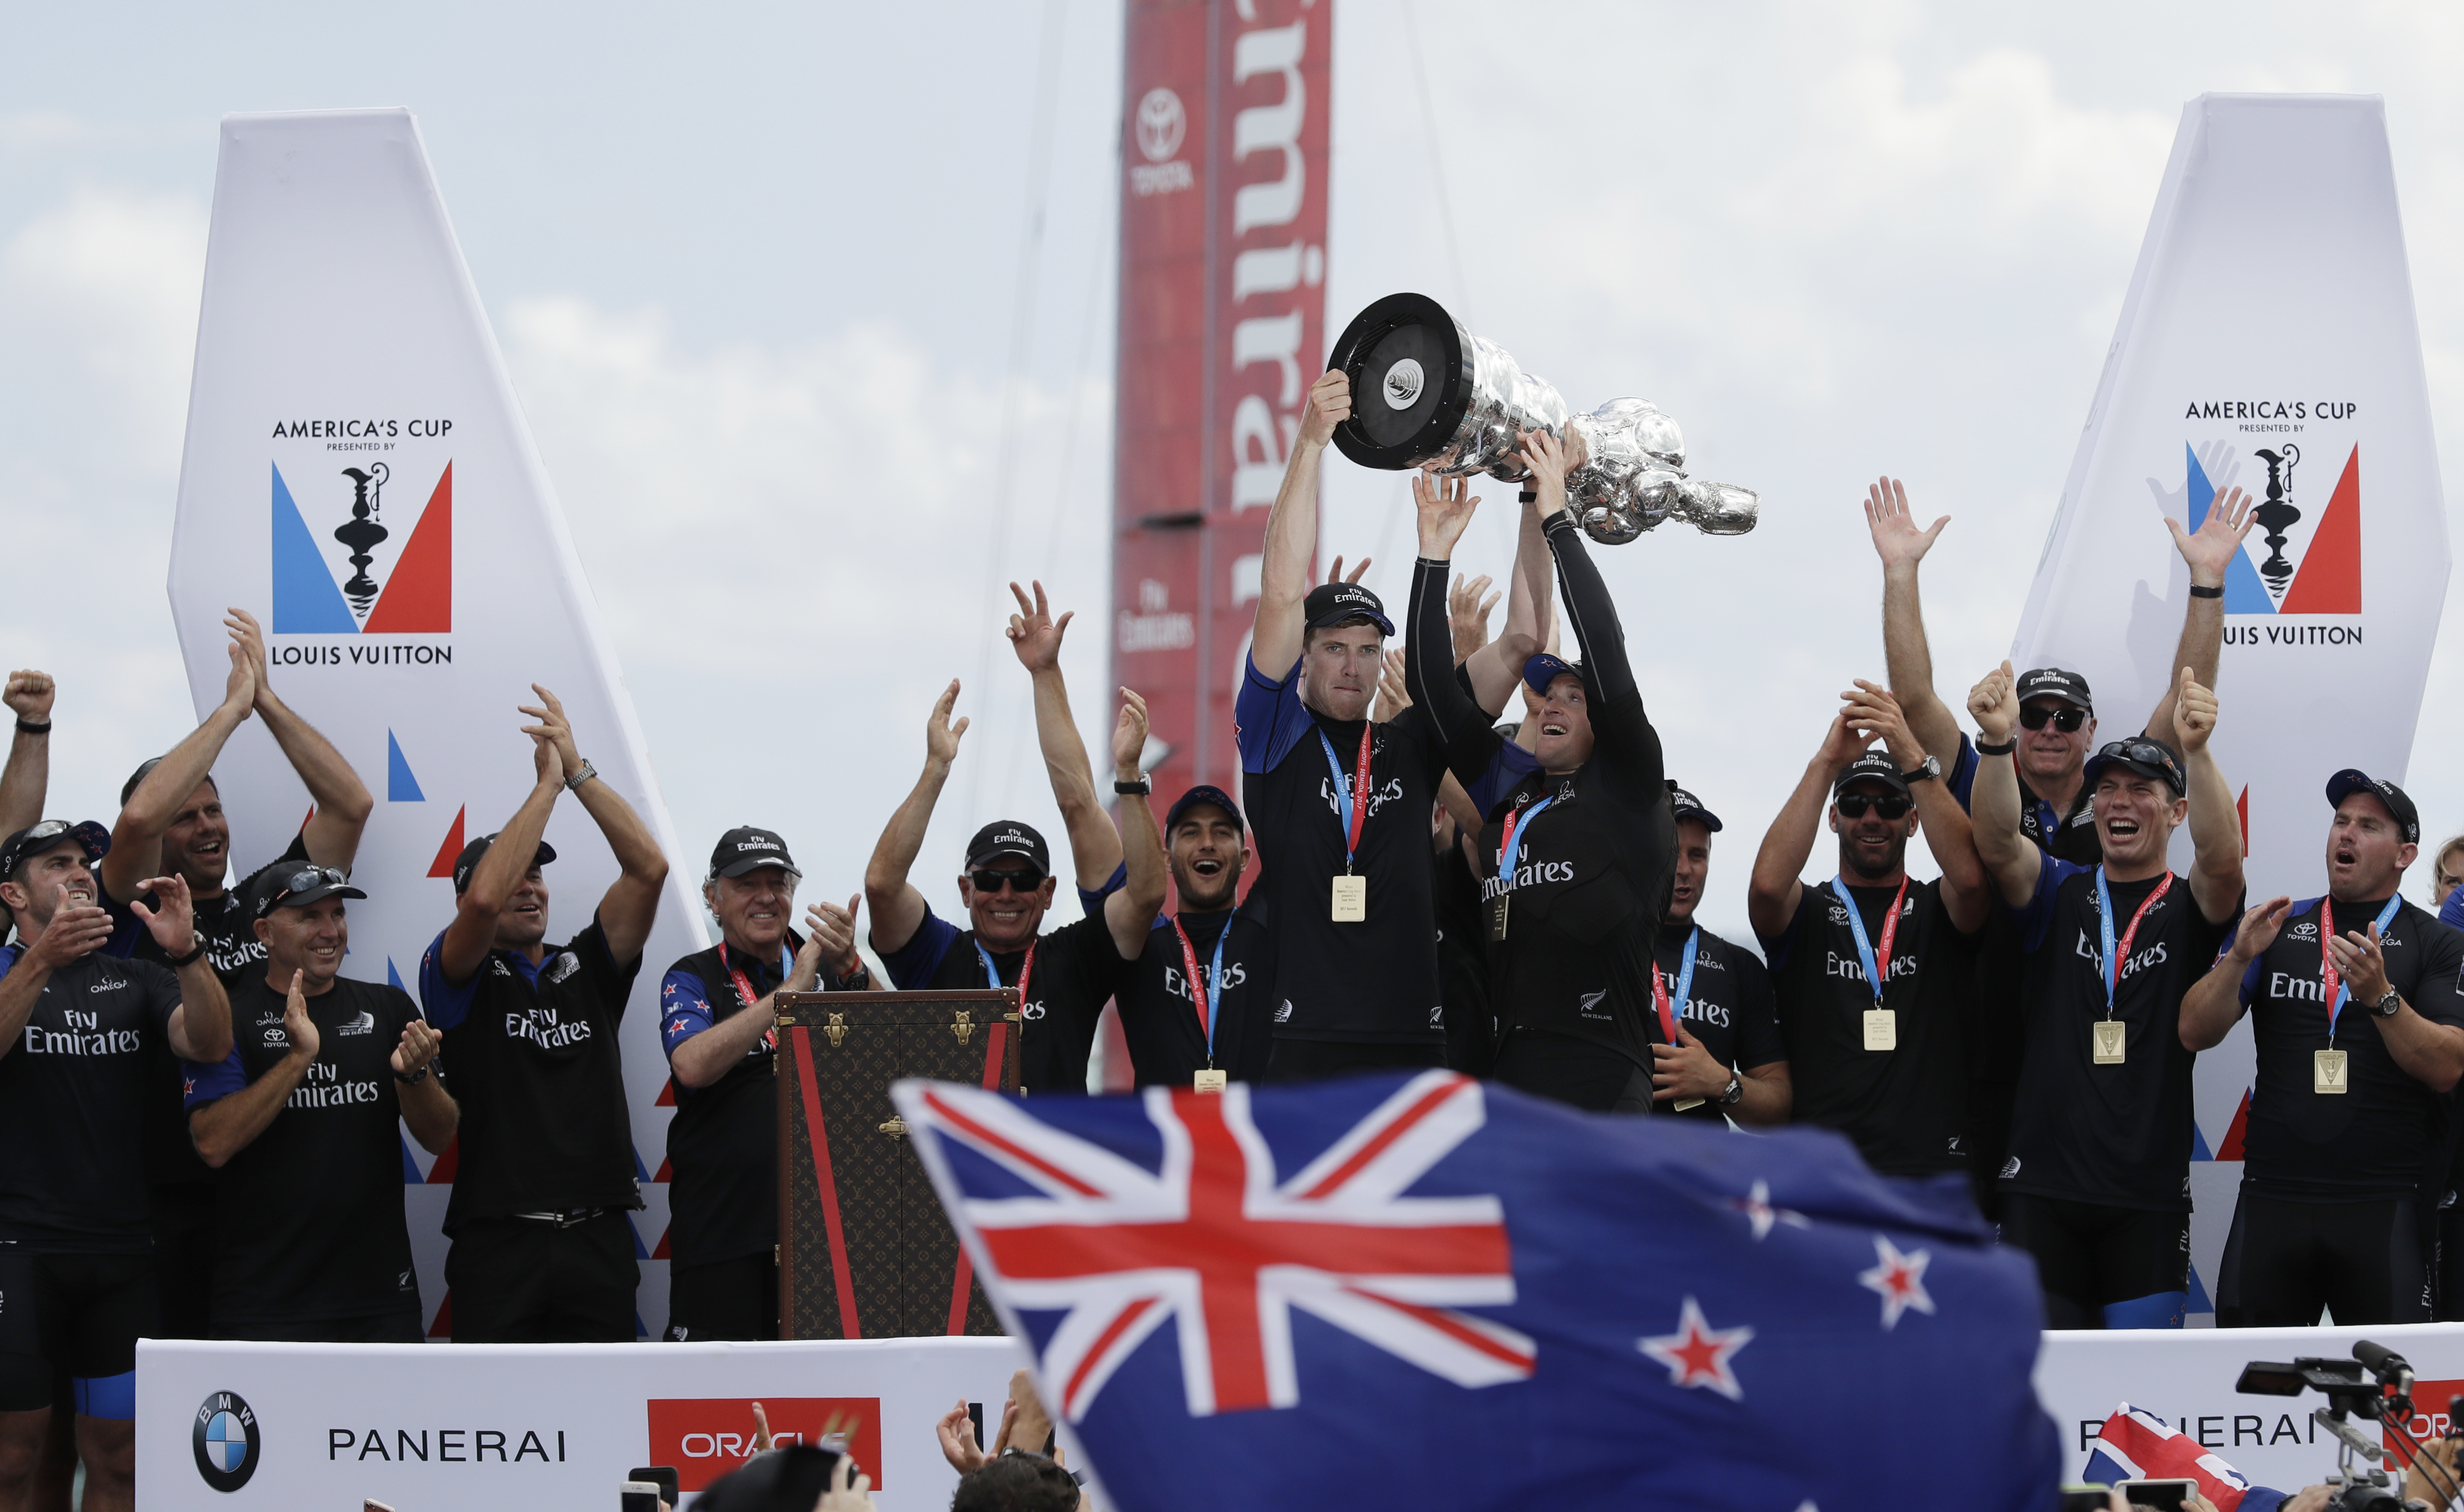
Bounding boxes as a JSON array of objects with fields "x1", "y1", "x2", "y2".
[
  {"x1": 968, "y1": 869, "x2": 1046, "y2": 894},
  {"x1": 267, "y1": 864, "x2": 348, "y2": 905},
  {"x1": 1835, "y1": 794, "x2": 1913, "y2": 820},
  {"x1": 2018, "y1": 703, "x2": 2088, "y2": 733}
]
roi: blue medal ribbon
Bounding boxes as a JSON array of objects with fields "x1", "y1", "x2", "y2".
[
  {"x1": 2322, "y1": 894, "x2": 2404, "y2": 1038},
  {"x1": 1496, "y1": 795, "x2": 1556, "y2": 891},
  {"x1": 1830, "y1": 875, "x2": 1907, "y2": 1007}
]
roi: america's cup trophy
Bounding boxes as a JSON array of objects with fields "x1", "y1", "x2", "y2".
[{"x1": 1325, "y1": 293, "x2": 1759, "y2": 543}]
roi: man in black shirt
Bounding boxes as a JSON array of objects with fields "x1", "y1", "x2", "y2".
[
  {"x1": 1111, "y1": 785, "x2": 1277, "y2": 1089},
  {"x1": 1747, "y1": 694, "x2": 1991, "y2": 1180},
  {"x1": 659, "y1": 827, "x2": 869, "y2": 1342},
  {"x1": 0, "y1": 820, "x2": 230, "y2": 1510},
  {"x1": 2185, "y1": 770, "x2": 2464, "y2": 1328},
  {"x1": 1970, "y1": 663, "x2": 2243, "y2": 1328},
  {"x1": 185, "y1": 865, "x2": 456, "y2": 1341},
  {"x1": 103, "y1": 611, "x2": 373, "y2": 1343},
  {"x1": 1650, "y1": 785, "x2": 1790, "y2": 1126},
  {"x1": 416, "y1": 685, "x2": 668, "y2": 1343},
  {"x1": 1236, "y1": 369, "x2": 1541, "y2": 1080}
]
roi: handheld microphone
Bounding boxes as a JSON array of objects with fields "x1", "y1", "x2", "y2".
[{"x1": 2354, "y1": 1339, "x2": 2415, "y2": 1415}]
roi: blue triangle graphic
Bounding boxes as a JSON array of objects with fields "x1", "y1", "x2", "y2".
[
  {"x1": 2191, "y1": 1118, "x2": 2213, "y2": 1162},
  {"x1": 628, "y1": 1214, "x2": 650, "y2": 1260},
  {"x1": 633, "y1": 1145, "x2": 652, "y2": 1183},
  {"x1": 271, "y1": 463, "x2": 359, "y2": 634},
  {"x1": 634, "y1": 1311, "x2": 650, "y2": 1340},
  {"x1": 387, "y1": 731, "x2": 427, "y2": 802},
  {"x1": 2187, "y1": 1261, "x2": 2213, "y2": 1314},
  {"x1": 400, "y1": 1132, "x2": 424, "y2": 1184},
  {"x1": 2186, "y1": 446, "x2": 2275, "y2": 614},
  {"x1": 387, "y1": 957, "x2": 406, "y2": 992}
]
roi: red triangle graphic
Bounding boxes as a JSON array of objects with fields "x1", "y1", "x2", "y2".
[
  {"x1": 655, "y1": 1077, "x2": 677, "y2": 1107},
  {"x1": 365, "y1": 462, "x2": 453, "y2": 632},
  {"x1": 427, "y1": 1291, "x2": 453, "y2": 1339},
  {"x1": 2236, "y1": 785, "x2": 2249, "y2": 859},
  {"x1": 2216, "y1": 1088, "x2": 2252, "y2": 1162},
  {"x1": 652, "y1": 1225, "x2": 672, "y2": 1260},
  {"x1": 2281, "y1": 445, "x2": 2361, "y2": 614},
  {"x1": 653, "y1": 1155, "x2": 673, "y2": 1183},
  {"x1": 425, "y1": 1134, "x2": 460, "y2": 1183},
  {"x1": 427, "y1": 806, "x2": 467, "y2": 879}
]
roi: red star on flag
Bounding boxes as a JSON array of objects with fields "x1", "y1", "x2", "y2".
[
  {"x1": 1857, "y1": 1236, "x2": 1934, "y2": 1329},
  {"x1": 1731, "y1": 1179, "x2": 1809, "y2": 1242},
  {"x1": 1637, "y1": 1295, "x2": 1753, "y2": 1401}
]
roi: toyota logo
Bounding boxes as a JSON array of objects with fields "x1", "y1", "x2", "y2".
[{"x1": 1135, "y1": 88, "x2": 1185, "y2": 163}]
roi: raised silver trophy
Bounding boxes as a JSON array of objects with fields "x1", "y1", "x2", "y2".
[{"x1": 1325, "y1": 293, "x2": 1759, "y2": 544}]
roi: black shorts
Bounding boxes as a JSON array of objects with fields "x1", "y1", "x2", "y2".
[
  {"x1": 1263, "y1": 1038, "x2": 1446, "y2": 1084},
  {"x1": 2216, "y1": 1187, "x2": 2431, "y2": 1329},
  {"x1": 1489, "y1": 1031, "x2": 1651, "y2": 1115},
  {"x1": 214, "y1": 1307, "x2": 423, "y2": 1344},
  {"x1": 1997, "y1": 1192, "x2": 2189, "y2": 1328},
  {"x1": 665, "y1": 1253, "x2": 779, "y2": 1343},
  {"x1": 2437, "y1": 1195, "x2": 2464, "y2": 1323},
  {"x1": 148, "y1": 1181, "x2": 216, "y2": 1342},
  {"x1": 445, "y1": 1211, "x2": 639, "y2": 1343},
  {"x1": 0, "y1": 1249, "x2": 156, "y2": 1414}
]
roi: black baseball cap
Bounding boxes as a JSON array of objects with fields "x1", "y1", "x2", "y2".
[
  {"x1": 1302, "y1": 581, "x2": 1395, "y2": 637},
  {"x1": 2015, "y1": 666, "x2": 2093, "y2": 714},
  {"x1": 965, "y1": 821, "x2": 1050, "y2": 873},
  {"x1": 2326, "y1": 769, "x2": 2421, "y2": 845},
  {"x1": 450, "y1": 832, "x2": 559, "y2": 894},
  {"x1": 247, "y1": 862, "x2": 365, "y2": 919},
  {"x1": 0, "y1": 819, "x2": 110, "y2": 880},
  {"x1": 2083, "y1": 736, "x2": 2186, "y2": 798},
  {"x1": 708, "y1": 825, "x2": 798, "y2": 881},
  {"x1": 1667, "y1": 780, "x2": 1723, "y2": 832},
  {"x1": 1832, "y1": 752, "x2": 1911, "y2": 799},
  {"x1": 119, "y1": 758, "x2": 217, "y2": 808},
  {"x1": 1522, "y1": 653, "x2": 1588, "y2": 697},
  {"x1": 1165, "y1": 784, "x2": 1246, "y2": 835}
]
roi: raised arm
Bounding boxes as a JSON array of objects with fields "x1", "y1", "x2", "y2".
[
  {"x1": 0, "y1": 671, "x2": 54, "y2": 837},
  {"x1": 1447, "y1": 573, "x2": 1497, "y2": 664},
  {"x1": 523, "y1": 684, "x2": 667, "y2": 964},
  {"x1": 2145, "y1": 489, "x2": 2253, "y2": 749},
  {"x1": 1460, "y1": 473, "x2": 1553, "y2": 712},
  {"x1": 2331, "y1": 920, "x2": 2464, "y2": 1093},
  {"x1": 1845, "y1": 680, "x2": 1989, "y2": 934},
  {"x1": 1251, "y1": 371, "x2": 1352, "y2": 676},
  {"x1": 1008, "y1": 582, "x2": 1120, "y2": 892},
  {"x1": 104, "y1": 642, "x2": 255, "y2": 904},
  {"x1": 1748, "y1": 714, "x2": 1868, "y2": 940},
  {"x1": 1527, "y1": 431, "x2": 1653, "y2": 776},
  {"x1": 2169, "y1": 666, "x2": 2243, "y2": 925},
  {"x1": 438, "y1": 737, "x2": 562, "y2": 986},
  {"x1": 1964, "y1": 661, "x2": 2044, "y2": 908},
  {"x1": 1863, "y1": 478, "x2": 1965, "y2": 771},
  {"x1": 1403, "y1": 471, "x2": 1491, "y2": 741},
  {"x1": 1103, "y1": 690, "x2": 1166, "y2": 958},
  {"x1": 229, "y1": 610, "x2": 374, "y2": 871},
  {"x1": 2181, "y1": 896, "x2": 2285, "y2": 1051},
  {"x1": 391, "y1": 1014, "x2": 457, "y2": 1154},
  {"x1": 190, "y1": 970, "x2": 317, "y2": 1168},
  {"x1": 128, "y1": 874, "x2": 232, "y2": 1064},
  {"x1": 0, "y1": 883, "x2": 114, "y2": 1062},
  {"x1": 865, "y1": 680, "x2": 966, "y2": 956}
]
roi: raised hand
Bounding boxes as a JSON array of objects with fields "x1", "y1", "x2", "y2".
[
  {"x1": 225, "y1": 608, "x2": 273, "y2": 711},
  {"x1": 2, "y1": 670, "x2": 54, "y2": 726},
  {"x1": 2227, "y1": 896, "x2": 2294, "y2": 965},
  {"x1": 1813, "y1": 709, "x2": 1871, "y2": 776},
  {"x1": 1966, "y1": 660, "x2": 2019, "y2": 745},
  {"x1": 806, "y1": 895, "x2": 862, "y2": 978},
  {"x1": 1324, "y1": 555, "x2": 1372, "y2": 586},
  {"x1": 1299, "y1": 368, "x2": 1352, "y2": 448},
  {"x1": 1006, "y1": 1368, "x2": 1055, "y2": 1459},
  {"x1": 27, "y1": 883, "x2": 113, "y2": 970},
  {"x1": 924, "y1": 680, "x2": 969, "y2": 772},
  {"x1": 934, "y1": 1399, "x2": 989, "y2": 1474},
  {"x1": 280, "y1": 969, "x2": 320, "y2": 1064},
  {"x1": 2165, "y1": 485, "x2": 2256, "y2": 586},
  {"x1": 392, "y1": 1017, "x2": 442, "y2": 1077},
  {"x1": 1447, "y1": 572, "x2": 1498, "y2": 661},
  {"x1": 220, "y1": 638, "x2": 256, "y2": 722},
  {"x1": 128, "y1": 873, "x2": 198, "y2": 959},
  {"x1": 750, "y1": 1400, "x2": 775, "y2": 1454},
  {"x1": 1863, "y1": 477, "x2": 1948, "y2": 571},
  {"x1": 1111, "y1": 688, "x2": 1150, "y2": 777},
  {"x1": 1842, "y1": 680, "x2": 1923, "y2": 767},
  {"x1": 1374, "y1": 648, "x2": 1411, "y2": 722},
  {"x1": 810, "y1": 1450, "x2": 876, "y2": 1512},
  {"x1": 1518, "y1": 426, "x2": 1571, "y2": 497},
  {"x1": 2327, "y1": 922, "x2": 2393, "y2": 1008},
  {"x1": 2173, "y1": 665, "x2": 2217, "y2": 753},
  {"x1": 518, "y1": 684, "x2": 584, "y2": 780},
  {"x1": 1411, "y1": 467, "x2": 1480, "y2": 557},
  {"x1": 1005, "y1": 581, "x2": 1072, "y2": 674}
]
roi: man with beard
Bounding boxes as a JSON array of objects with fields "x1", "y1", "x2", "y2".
[
  {"x1": 1747, "y1": 691, "x2": 1993, "y2": 1179},
  {"x1": 417, "y1": 686, "x2": 668, "y2": 1342},
  {"x1": 658, "y1": 829, "x2": 867, "y2": 1341},
  {"x1": 102, "y1": 610, "x2": 373, "y2": 1342},
  {"x1": 1649, "y1": 784, "x2": 1789, "y2": 1126},
  {"x1": 1109, "y1": 785, "x2": 1275, "y2": 1089},
  {"x1": 1971, "y1": 663, "x2": 2243, "y2": 1328},
  {"x1": 0, "y1": 821, "x2": 229, "y2": 1511},
  {"x1": 2184, "y1": 771, "x2": 2464, "y2": 1327},
  {"x1": 185, "y1": 865, "x2": 456, "y2": 1342}
]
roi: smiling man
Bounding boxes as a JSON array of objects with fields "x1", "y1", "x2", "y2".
[
  {"x1": 1971, "y1": 662, "x2": 2244, "y2": 1329},
  {"x1": 1649, "y1": 785, "x2": 1789, "y2": 1126},
  {"x1": 2183, "y1": 771, "x2": 2464, "y2": 1328},
  {"x1": 1108, "y1": 785, "x2": 1277, "y2": 1089}
]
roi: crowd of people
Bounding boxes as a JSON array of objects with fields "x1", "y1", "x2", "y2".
[{"x1": 0, "y1": 367, "x2": 2460, "y2": 1505}]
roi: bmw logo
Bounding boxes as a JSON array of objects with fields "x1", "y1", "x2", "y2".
[{"x1": 193, "y1": 1390, "x2": 259, "y2": 1492}]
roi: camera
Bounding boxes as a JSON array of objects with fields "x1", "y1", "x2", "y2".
[{"x1": 2236, "y1": 1341, "x2": 2450, "y2": 1511}]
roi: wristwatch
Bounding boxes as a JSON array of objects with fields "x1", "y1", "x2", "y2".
[
  {"x1": 1719, "y1": 1073, "x2": 1744, "y2": 1107},
  {"x1": 564, "y1": 759, "x2": 597, "y2": 793},
  {"x1": 393, "y1": 1064, "x2": 431, "y2": 1086},
  {"x1": 2372, "y1": 988, "x2": 2404, "y2": 1019},
  {"x1": 1901, "y1": 755, "x2": 1942, "y2": 784}
]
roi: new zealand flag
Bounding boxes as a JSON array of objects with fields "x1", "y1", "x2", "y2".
[{"x1": 894, "y1": 1070, "x2": 2058, "y2": 1511}]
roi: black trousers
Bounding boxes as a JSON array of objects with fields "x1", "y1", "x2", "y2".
[
  {"x1": 2215, "y1": 1189, "x2": 2430, "y2": 1328},
  {"x1": 214, "y1": 1307, "x2": 423, "y2": 1344},
  {"x1": 1999, "y1": 1192, "x2": 2190, "y2": 1328},
  {"x1": 445, "y1": 1211, "x2": 639, "y2": 1342},
  {"x1": 1263, "y1": 1038, "x2": 1445, "y2": 1084},
  {"x1": 148, "y1": 1181, "x2": 216, "y2": 1341},
  {"x1": 665, "y1": 1253, "x2": 779, "y2": 1342},
  {"x1": 1490, "y1": 1031, "x2": 1652, "y2": 1114}
]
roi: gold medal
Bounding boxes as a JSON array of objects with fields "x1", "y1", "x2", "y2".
[
  {"x1": 2314, "y1": 1048, "x2": 2349, "y2": 1094},
  {"x1": 1862, "y1": 1008, "x2": 1897, "y2": 1052},
  {"x1": 1193, "y1": 1068, "x2": 1228, "y2": 1094},
  {"x1": 1488, "y1": 894, "x2": 1509, "y2": 941},
  {"x1": 1331, "y1": 874, "x2": 1366, "y2": 922},
  {"x1": 2092, "y1": 1020, "x2": 2126, "y2": 1065},
  {"x1": 1672, "y1": 1096, "x2": 1705, "y2": 1112}
]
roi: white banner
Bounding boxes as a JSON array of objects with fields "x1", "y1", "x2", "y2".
[
  {"x1": 136, "y1": 1335, "x2": 1025, "y2": 1509},
  {"x1": 2014, "y1": 94, "x2": 2453, "y2": 1316},
  {"x1": 164, "y1": 108, "x2": 709, "y2": 1335}
]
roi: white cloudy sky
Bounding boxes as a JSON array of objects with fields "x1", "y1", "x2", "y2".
[{"x1": 5, "y1": 1, "x2": 2464, "y2": 948}]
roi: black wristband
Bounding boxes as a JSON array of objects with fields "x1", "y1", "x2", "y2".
[
  {"x1": 2189, "y1": 583, "x2": 2224, "y2": 599},
  {"x1": 166, "y1": 939, "x2": 209, "y2": 970},
  {"x1": 13, "y1": 719, "x2": 48, "y2": 736},
  {"x1": 1974, "y1": 737, "x2": 2018, "y2": 757},
  {"x1": 1113, "y1": 778, "x2": 1151, "y2": 796},
  {"x1": 1517, "y1": 489, "x2": 1537, "y2": 503},
  {"x1": 393, "y1": 1064, "x2": 431, "y2": 1086}
]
